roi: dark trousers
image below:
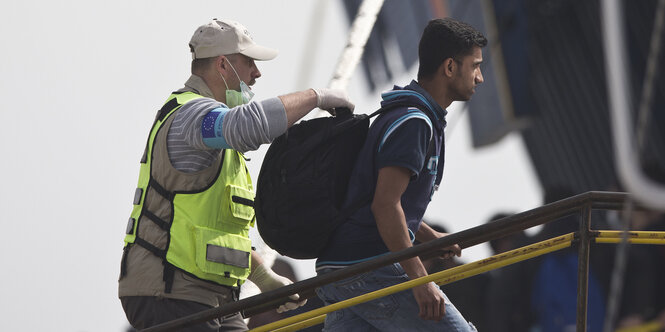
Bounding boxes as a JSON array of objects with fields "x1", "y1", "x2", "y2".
[{"x1": 121, "y1": 296, "x2": 247, "y2": 331}]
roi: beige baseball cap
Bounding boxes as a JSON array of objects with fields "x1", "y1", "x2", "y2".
[{"x1": 189, "y1": 19, "x2": 278, "y2": 60}]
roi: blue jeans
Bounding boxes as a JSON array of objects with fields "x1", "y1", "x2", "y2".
[{"x1": 316, "y1": 263, "x2": 477, "y2": 331}]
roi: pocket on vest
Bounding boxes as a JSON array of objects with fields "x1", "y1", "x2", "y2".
[
  {"x1": 194, "y1": 226, "x2": 252, "y2": 280},
  {"x1": 227, "y1": 185, "x2": 255, "y2": 227}
]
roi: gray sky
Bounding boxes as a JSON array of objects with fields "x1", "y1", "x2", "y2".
[{"x1": 0, "y1": 1, "x2": 540, "y2": 331}]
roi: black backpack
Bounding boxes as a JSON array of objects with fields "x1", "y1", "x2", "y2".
[{"x1": 254, "y1": 103, "x2": 433, "y2": 259}]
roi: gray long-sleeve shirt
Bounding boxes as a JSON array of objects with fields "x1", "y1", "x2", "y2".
[{"x1": 167, "y1": 75, "x2": 287, "y2": 173}]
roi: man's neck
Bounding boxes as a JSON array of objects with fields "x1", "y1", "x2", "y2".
[
  {"x1": 418, "y1": 78, "x2": 452, "y2": 109},
  {"x1": 195, "y1": 72, "x2": 226, "y2": 103}
]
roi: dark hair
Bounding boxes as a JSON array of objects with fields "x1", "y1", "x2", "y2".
[
  {"x1": 486, "y1": 212, "x2": 525, "y2": 253},
  {"x1": 417, "y1": 18, "x2": 487, "y2": 80}
]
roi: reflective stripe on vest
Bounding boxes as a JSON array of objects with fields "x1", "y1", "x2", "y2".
[{"x1": 124, "y1": 91, "x2": 255, "y2": 287}]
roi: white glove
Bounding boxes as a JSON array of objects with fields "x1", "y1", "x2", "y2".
[
  {"x1": 312, "y1": 88, "x2": 355, "y2": 113},
  {"x1": 248, "y1": 264, "x2": 307, "y2": 313}
]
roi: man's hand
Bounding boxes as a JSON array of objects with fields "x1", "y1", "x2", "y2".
[
  {"x1": 441, "y1": 244, "x2": 462, "y2": 259},
  {"x1": 312, "y1": 88, "x2": 355, "y2": 113},
  {"x1": 412, "y1": 281, "x2": 446, "y2": 321},
  {"x1": 248, "y1": 264, "x2": 307, "y2": 313},
  {"x1": 416, "y1": 223, "x2": 462, "y2": 260}
]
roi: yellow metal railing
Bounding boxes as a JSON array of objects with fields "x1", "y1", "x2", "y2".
[
  {"x1": 141, "y1": 192, "x2": 656, "y2": 332},
  {"x1": 615, "y1": 320, "x2": 664, "y2": 332},
  {"x1": 250, "y1": 230, "x2": 665, "y2": 332},
  {"x1": 252, "y1": 233, "x2": 574, "y2": 332},
  {"x1": 594, "y1": 230, "x2": 665, "y2": 245}
]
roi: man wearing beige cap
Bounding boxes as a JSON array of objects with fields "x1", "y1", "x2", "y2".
[{"x1": 118, "y1": 19, "x2": 354, "y2": 331}]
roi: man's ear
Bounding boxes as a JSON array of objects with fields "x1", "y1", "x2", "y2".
[
  {"x1": 216, "y1": 55, "x2": 227, "y2": 73},
  {"x1": 440, "y1": 58, "x2": 455, "y2": 78}
]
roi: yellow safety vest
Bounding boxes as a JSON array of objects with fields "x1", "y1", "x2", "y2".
[{"x1": 123, "y1": 91, "x2": 255, "y2": 289}]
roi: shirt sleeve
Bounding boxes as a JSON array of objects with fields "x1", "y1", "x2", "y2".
[
  {"x1": 171, "y1": 97, "x2": 288, "y2": 153},
  {"x1": 376, "y1": 116, "x2": 432, "y2": 179},
  {"x1": 220, "y1": 97, "x2": 287, "y2": 152}
]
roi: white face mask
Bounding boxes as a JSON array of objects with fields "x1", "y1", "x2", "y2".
[{"x1": 219, "y1": 58, "x2": 254, "y2": 108}]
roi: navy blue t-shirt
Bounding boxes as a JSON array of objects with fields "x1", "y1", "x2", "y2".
[
  {"x1": 317, "y1": 81, "x2": 446, "y2": 270},
  {"x1": 376, "y1": 118, "x2": 431, "y2": 179}
]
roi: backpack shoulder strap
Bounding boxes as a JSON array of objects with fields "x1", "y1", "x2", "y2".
[
  {"x1": 368, "y1": 101, "x2": 417, "y2": 118},
  {"x1": 370, "y1": 101, "x2": 439, "y2": 160}
]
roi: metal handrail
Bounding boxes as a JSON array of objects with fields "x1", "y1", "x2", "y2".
[
  {"x1": 254, "y1": 230, "x2": 665, "y2": 332},
  {"x1": 142, "y1": 191, "x2": 632, "y2": 332},
  {"x1": 253, "y1": 233, "x2": 577, "y2": 332}
]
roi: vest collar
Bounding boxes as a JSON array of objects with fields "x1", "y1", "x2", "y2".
[{"x1": 180, "y1": 75, "x2": 216, "y2": 99}]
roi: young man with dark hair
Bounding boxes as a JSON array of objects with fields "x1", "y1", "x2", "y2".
[{"x1": 315, "y1": 18, "x2": 486, "y2": 331}]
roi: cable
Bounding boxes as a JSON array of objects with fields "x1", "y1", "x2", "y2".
[{"x1": 636, "y1": 0, "x2": 665, "y2": 152}]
